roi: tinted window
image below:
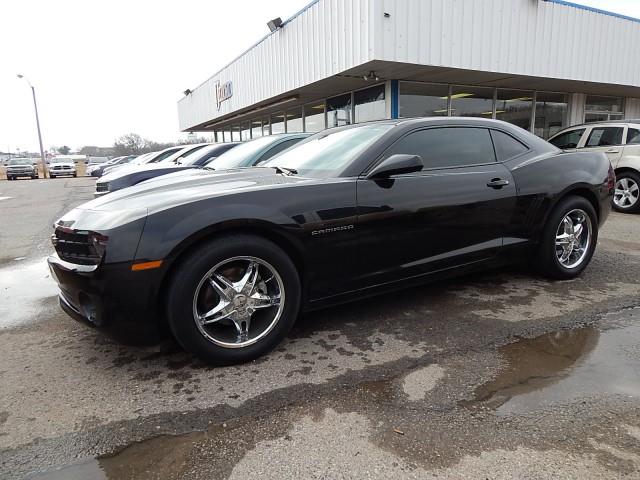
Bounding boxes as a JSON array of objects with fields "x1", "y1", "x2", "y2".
[
  {"x1": 627, "y1": 128, "x2": 640, "y2": 145},
  {"x1": 549, "y1": 129, "x2": 585, "y2": 149},
  {"x1": 152, "y1": 148, "x2": 182, "y2": 163},
  {"x1": 586, "y1": 127, "x2": 623, "y2": 147},
  {"x1": 257, "y1": 139, "x2": 303, "y2": 163},
  {"x1": 491, "y1": 130, "x2": 529, "y2": 161},
  {"x1": 385, "y1": 127, "x2": 495, "y2": 169}
]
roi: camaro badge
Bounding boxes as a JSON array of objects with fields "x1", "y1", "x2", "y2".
[{"x1": 312, "y1": 224, "x2": 355, "y2": 236}]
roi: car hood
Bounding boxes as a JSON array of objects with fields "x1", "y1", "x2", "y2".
[
  {"x1": 80, "y1": 167, "x2": 314, "y2": 214},
  {"x1": 99, "y1": 162, "x2": 183, "y2": 182}
]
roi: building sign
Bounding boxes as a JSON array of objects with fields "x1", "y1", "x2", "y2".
[{"x1": 215, "y1": 80, "x2": 233, "y2": 110}]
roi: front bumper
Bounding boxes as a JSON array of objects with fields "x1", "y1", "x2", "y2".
[
  {"x1": 7, "y1": 169, "x2": 37, "y2": 177},
  {"x1": 50, "y1": 168, "x2": 76, "y2": 176},
  {"x1": 47, "y1": 253, "x2": 165, "y2": 344}
]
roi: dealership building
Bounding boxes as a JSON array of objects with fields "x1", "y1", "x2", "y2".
[{"x1": 178, "y1": 0, "x2": 640, "y2": 142}]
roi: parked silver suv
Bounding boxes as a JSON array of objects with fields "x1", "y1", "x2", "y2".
[{"x1": 549, "y1": 121, "x2": 640, "y2": 213}]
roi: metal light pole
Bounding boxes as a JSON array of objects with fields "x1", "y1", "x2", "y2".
[{"x1": 17, "y1": 74, "x2": 47, "y2": 178}]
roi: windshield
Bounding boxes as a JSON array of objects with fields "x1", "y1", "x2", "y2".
[
  {"x1": 263, "y1": 124, "x2": 394, "y2": 177},
  {"x1": 51, "y1": 158, "x2": 72, "y2": 164},
  {"x1": 161, "y1": 144, "x2": 208, "y2": 164},
  {"x1": 132, "y1": 152, "x2": 154, "y2": 165},
  {"x1": 206, "y1": 136, "x2": 283, "y2": 170},
  {"x1": 178, "y1": 145, "x2": 220, "y2": 166},
  {"x1": 8, "y1": 159, "x2": 31, "y2": 165}
]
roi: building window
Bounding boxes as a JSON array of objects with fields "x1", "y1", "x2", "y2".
[
  {"x1": 231, "y1": 126, "x2": 241, "y2": 142},
  {"x1": 241, "y1": 122, "x2": 251, "y2": 141},
  {"x1": 496, "y1": 89, "x2": 533, "y2": 131},
  {"x1": 262, "y1": 117, "x2": 271, "y2": 136},
  {"x1": 450, "y1": 86, "x2": 494, "y2": 118},
  {"x1": 399, "y1": 82, "x2": 449, "y2": 117},
  {"x1": 286, "y1": 107, "x2": 303, "y2": 132},
  {"x1": 304, "y1": 102, "x2": 325, "y2": 132},
  {"x1": 327, "y1": 93, "x2": 352, "y2": 128},
  {"x1": 251, "y1": 119, "x2": 262, "y2": 138},
  {"x1": 271, "y1": 112, "x2": 286, "y2": 134},
  {"x1": 354, "y1": 84, "x2": 386, "y2": 123},
  {"x1": 585, "y1": 95, "x2": 624, "y2": 122},
  {"x1": 534, "y1": 92, "x2": 568, "y2": 139}
]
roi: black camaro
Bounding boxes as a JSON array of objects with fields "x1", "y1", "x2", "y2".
[{"x1": 48, "y1": 118, "x2": 614, "y2": 365}]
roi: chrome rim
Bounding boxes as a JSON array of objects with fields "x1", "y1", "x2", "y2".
[
  {"x1": 192, "y1": 256, "x2": 285, "y2": 348},
  {"x1": 614, "y1": 177, "x2": 639, "y2": 209},
  {"x1": 555, "y1": 209, "x2": 592, "y2": 269}
]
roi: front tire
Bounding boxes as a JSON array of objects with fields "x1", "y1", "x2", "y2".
[
  {"x1": 166, "y1": 234, "x2": 301, "y2": 365},
  {"x1": 534, "y1": 196, "x2": 598, "y2": 280},
  {"x1": 612, "y1": 171, "x2": 640, "y2": 213}
]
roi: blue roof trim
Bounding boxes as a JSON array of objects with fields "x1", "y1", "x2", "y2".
[
  {"x1": 184, "y1": 0, "x2": 321, "y2": 96},
  {"x1": 547, "y1": 0, "x2": 640, "y2": 24}
]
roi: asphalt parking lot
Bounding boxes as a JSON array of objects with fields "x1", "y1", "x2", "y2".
[{"x1": 1, "y1": 178, "x2": 639, "y2": 479}]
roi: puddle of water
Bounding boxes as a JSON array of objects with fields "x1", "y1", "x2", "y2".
[
  {"x1": 463, "y1": 318, "x2": 640, "y2": 415},
  {"x1": 0, "y1": 258, "x2": 60, "y2": 329}
]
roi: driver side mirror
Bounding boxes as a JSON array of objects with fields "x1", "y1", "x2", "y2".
[{"x1": 366, "y1": 154, "x2": 424, "y2": 179}]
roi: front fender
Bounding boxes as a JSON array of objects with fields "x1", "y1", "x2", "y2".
[{"x1": 134, "y1": 200, "x2": 299, "y2": 262}]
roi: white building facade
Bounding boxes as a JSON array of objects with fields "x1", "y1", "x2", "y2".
[{"x1": 178, "y1": 0, "x2": 640, "y2": 141}]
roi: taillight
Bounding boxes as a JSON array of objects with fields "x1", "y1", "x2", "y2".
[{"x1": 607, "y1": 164, "x2": 616, "y2": 191}]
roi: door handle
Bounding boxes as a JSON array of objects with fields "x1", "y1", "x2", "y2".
[
  {"x1": 606, "y1": 148, "x2": 620, "y2": 153},
  {"x1": 487, "y1": 178, "x2": 509, "y2": 189}
]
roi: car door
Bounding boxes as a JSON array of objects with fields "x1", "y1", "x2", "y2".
[
  {"x1": 355, "y1": 126, "x2": 517, "y2": 288},
  {"x1": 579, "y1": 125, "x2": 626, "y2": 165},
  {"x1": 620, "y1": 126, "x2": 640, "y2": 169}
]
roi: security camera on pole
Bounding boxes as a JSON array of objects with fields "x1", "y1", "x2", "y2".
[{"x1": 17, "y1": 74, "x2": 47, "y2": 179}]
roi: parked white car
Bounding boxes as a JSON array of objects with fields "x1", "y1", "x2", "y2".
[
  {"x1": 48, "y1": 158, "x2": 77, "y2": 178},
  {"x1": 549, "y1": 121, "x2": 640, "y2": 213}
]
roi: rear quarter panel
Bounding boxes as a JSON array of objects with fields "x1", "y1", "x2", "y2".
[{"x1": 506, "y1": 151, "x2": 612, "y2": 242}]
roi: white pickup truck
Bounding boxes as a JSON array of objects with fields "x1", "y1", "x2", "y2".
[{"x1": 48, "y1": 158, "x2": 77, "y2": 178}]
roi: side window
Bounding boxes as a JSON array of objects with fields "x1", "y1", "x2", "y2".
[
  {"x1": 626, "y1": 128, "x2": 640, "y2": 145},
  {"x1": 585, "y1": 127, "x2": 623, "y2": 147},
  {"x1": 491, "y1": 130, "x2": 529, "y2": 162},
  {"x1": 385, "y1": 127, "x2": 495, "y2": 169},
  {"x1": 549, "y1": 129, "x2": 585, "y2": 149},
  {"x1": 153, "y1": 148, "x2": 182, "y2": 162},
  {"x1": 257, "y1": 139, "x2": 302, "y2": 164}
]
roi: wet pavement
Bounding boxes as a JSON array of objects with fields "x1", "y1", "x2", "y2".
[{"x1": 1, "y1": 179, "x2": 640, "y2": 479}]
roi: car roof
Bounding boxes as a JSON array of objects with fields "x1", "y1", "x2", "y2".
[{"x1": 551, "y1": 120, "x2": 640, "y2": 137}]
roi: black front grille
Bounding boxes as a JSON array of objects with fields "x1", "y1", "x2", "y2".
[
  {"x1": 53, "y1": 229, "x2": 101, "y2": 265},
  {"x1": 96, "y1": 183, "x2": 109, "y2": 192}
]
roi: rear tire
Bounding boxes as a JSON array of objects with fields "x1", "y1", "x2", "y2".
[
  {"x1": 534, "y1": 195, "x2": 598, "y2": 280},
  {"x1": 612, "y1": 170, "x2": 640, "y2": 214},
  {"x1": 166, "y1": 234, "x2": 301, "y2": 365}
]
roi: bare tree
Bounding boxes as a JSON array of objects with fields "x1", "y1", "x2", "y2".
[{"x1": 113, "y1": 133, "x2": 147, "y2": 156}]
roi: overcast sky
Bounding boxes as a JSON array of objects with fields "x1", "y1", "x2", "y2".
[{"x1": 1, "y1": 0, "x2": 638, "y2": 153}]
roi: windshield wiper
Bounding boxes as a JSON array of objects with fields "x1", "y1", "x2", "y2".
[{"x1": 271, "y1": 166, "x2": 298, "y2": 176}]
